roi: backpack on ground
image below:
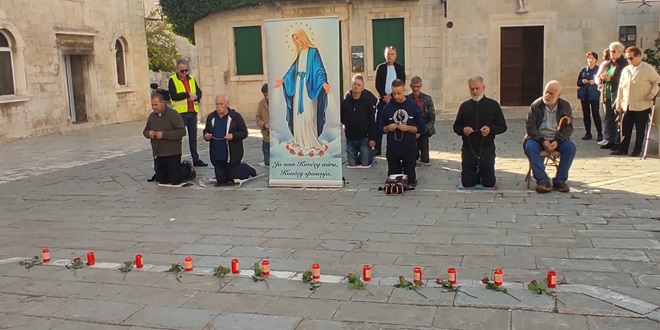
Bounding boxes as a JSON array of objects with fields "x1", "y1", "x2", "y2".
[
  {"x1": 382, "y1": 174, "x2": 410, "y2": 195},
  {"x1": 181, "y1": 160, "x2": 196, "y2": 181}
]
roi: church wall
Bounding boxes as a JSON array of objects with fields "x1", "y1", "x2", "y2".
[{"x1": 0, "y1": 0, "x2": 150, "y2": 141}]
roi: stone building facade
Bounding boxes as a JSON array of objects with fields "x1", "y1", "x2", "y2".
[
  {"x1": 193, "y1": 0, "x2": 659, "y2": 118},
  {"x1": 0, "y1": 0, "x2": 150, "y2": 141}
]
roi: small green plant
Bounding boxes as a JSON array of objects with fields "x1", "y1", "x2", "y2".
[
  {"x1": 18, "y1": 256, "x2": 42, "y2": 270},
  {"x1": 165, "y1": 263, "x2": 185, "y2": 283},
  {"x1": 481, "y1": 277, "x2": 520, "y2": 302},
  {"x1": 346, "y1": 272, "x2": 373, "y2": 296},
  {"x1": 118, "y1": 260, "x2": 133, "y2": 281},
  {"x1": 644, "y1": 37, "x2": 660, "y2": 73},
  {"x1": 251, "y1": 262, "x2": 269, "y2": 289},
  {"x1": 213, "y1": 265, "x2": 231, "y2": 279},
  {"x1": 435, "y1": 278, "x2": 477, "y2": 298},
  {"x1": 394, "y1": 275, "x2": 427, "y2": 299},
  {"x1": 65, "y1": 257, "x2": 86, "y2": 276},
  {"x1": 302, "y1": 270, "x2": 321, "y2": 292}
]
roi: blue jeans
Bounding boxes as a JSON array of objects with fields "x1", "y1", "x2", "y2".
[
  {"x1": 346, "y1": 138, "x2": 372, "y2": 166},
  {"x1": 524, "y1": 139, "x2": 576, "y2": 184},
  {"x1": 180, "y1": 112, "x2": 200, "y2": 162},
  {"x1": 262, "y1": 141, "x2": 270, "y2": 166}
]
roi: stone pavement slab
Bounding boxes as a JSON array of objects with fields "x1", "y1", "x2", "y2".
[
  {"x1": 209, "y1": 313, "x2": 301, "y2": 330},
  {"x1": 511, "y1": 310, "x2": 589, "y2": 330},
  {"x1": 432, "y1": 307, "x2": 511, "y2": 329},
  {"x1": 52, "y1": 299, "x2": 144, "y2": 324},
  {"x1": 122, "y1": 305, "x2": 219, "y2": 329},
  {"x1": 332, "y1": 301, "x2": 437, "y2": 328}
]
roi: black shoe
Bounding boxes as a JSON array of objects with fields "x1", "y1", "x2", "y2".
[
  {"x1": 214, "y1": 181, "x2": 234, "y2": 187},
  {"x1": 597, "y1": 133, "x2": 603, "y2": 142},
  {"x1": 581, "y1": 134, "x2": 592, "y2": 140},
  {"x1": 630, "y1": 151, "x2": 641, "y2": 157},
  {"x1": 600, "y1": 143, "x2": 614, "y2": 149},
  {"x1": 193, "y1": 160, "x2": 208, "y2": 167},
  {"x1": 610, "y1": 144, "x2": 620, "y2": 150},
  {"x1": 610, "y1": 150, "x2": 627, "y2": 155}
]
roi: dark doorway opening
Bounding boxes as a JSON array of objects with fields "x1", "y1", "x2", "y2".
[
  {"x1": 65, "y1": 55, "x2": 89, "y2": 123},
  {"x1": 500, "y1": 26, "x2": 544, "y2": 106}
]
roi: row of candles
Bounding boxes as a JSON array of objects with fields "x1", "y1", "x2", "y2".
[{"x1": 40, "y1": 249, "x2": 557, "y2": 288}]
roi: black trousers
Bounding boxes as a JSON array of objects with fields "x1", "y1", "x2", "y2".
[
  {"x1": 156, "y1": 154, "x2": 183, "y2": 185},
  {"x1": 213, "y1": 159, "x2": 230, "y2": 184},
  {"x1": 386, "y1": 147, "x2": 417, "y2": 184},
  {"x1": 580, "y1": 99, "x2": 602, "y2": 135},
  {"x1": 618, "y1": 108, "x2": 651, "y2": 154},
  {"x1": 461, "y1": 144, "x2": 496, "y2": 188},
  {"x1": 417, "y1": 133, "x2": 430, "y2": 163}
]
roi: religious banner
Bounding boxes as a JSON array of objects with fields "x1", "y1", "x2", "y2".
[{"x1": 264, "y1": 17, "x2": 343, "y2": 187}]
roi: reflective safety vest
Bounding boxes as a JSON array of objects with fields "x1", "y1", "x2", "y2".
[{"x1": 170, "y1": 74, "x2": 199, "y2": 114}]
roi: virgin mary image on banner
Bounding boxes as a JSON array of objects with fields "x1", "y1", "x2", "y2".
[{"x1": 274, "y1": 29, "x2": 331, "y2": 157}]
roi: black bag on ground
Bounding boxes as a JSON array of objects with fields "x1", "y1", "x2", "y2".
[
  {"x1": 381, "y1": 174, "x2": 410, "y2": 195},
  {"x1": 180, "y1": 160, "x2": 196, "y2": 181}
]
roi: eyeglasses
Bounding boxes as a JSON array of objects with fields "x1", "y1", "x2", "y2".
[
  {"x1": 179, "y1": 69, "x2": 188, "y2": 73},
  {"x1": 626, "y1": 57, "x2": 634, "y2": 60}
]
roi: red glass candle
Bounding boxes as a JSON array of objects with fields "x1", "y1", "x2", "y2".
[
  {"x1": 184, "y1": 256, "x2": 193, "y2": 271},
  {"x1": 231, "y1": 259, "x2": 240, "y2": 274},
  {"x1": 311, "y1": 263, "x2": 320, "y2": 279},
  {"x1": 261, "y1": 260, "x2": 270, "y2": 276},
  {"x1": 547, "y1": 270, "x2": 557, "y2": 288},
  {"x1": 42, "y1": 249, "x2": 50, "y2": 263},
  {"x1": 135, "y1": 254, "x2": 143, "y2": 268},
  {"x1": 494, "y1": 268, "x2": 504, "y2": 286},
  {"x1": 447, "y1": 268, "x2": 457, "y2": 284},
  {"x1": 362, "y1": 265, "x2": 372, "y2": 281},
  {"x1": 86, "y1": 251, "x2": 95, "y2": 266},
  {"x1": 413, "y1": 267, "x2": 423, "y2": 284}
]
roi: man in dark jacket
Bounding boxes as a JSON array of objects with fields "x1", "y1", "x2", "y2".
[
  {"x1": 453, "y1": 76, "x2": 507, "y2": 188},
  {"x1": 523, "y1": 81, "x2": 576, "y2": 193},
  {"x1": 374, "y1": 46, "x2": 405, "y2": 155},
  {"x1": 143, "y1": 93, "x2": 187, "y2": 186},
  {"x1": 380, "y1": 79, "x2": 425, "y2": 185},
  {"x1": 408, "y1": 76, "x2": 436, "y2": 166},
  {"x1": 341, "y1": 74, "x2": 377, "y2": 168},
  {"x1": 599, "y1": 42, "x2": 628, "y2": 149},
  {"x1": 203, "y1": 94, "x2": 249, "y2": 186}
]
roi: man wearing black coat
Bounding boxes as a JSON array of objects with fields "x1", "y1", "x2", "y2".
[
  {"x1": 453, "y1": 76, "x2": 507, "y2": 188},
  {"x1": 374, "y1": 46, "x2": 405, "y2": 155},
  {"x1": 203, "y1": 94, "x2": 248, "y2": 186},
  {"x1": 341, "y1": 74, "x2": 377, "y2": 168}
]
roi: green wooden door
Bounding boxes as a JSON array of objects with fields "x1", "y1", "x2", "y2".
[{"x1": 372, "y1": 18, "x2": 405, "y2": 70}]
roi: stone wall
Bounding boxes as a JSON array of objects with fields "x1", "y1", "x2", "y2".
[
  {"x1": 0, "y1": 0, "x2": 150, "y2": 141},
  {"x1": 194, "y1": 0, "x2": 659, "y2": 118}
]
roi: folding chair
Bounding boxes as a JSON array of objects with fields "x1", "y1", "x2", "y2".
[{"x1": 525, "y1": 150, "x2": 561, "y2": 189}]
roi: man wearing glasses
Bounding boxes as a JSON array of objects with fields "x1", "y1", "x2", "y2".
[
  {"x1": 611, "y1": 46, "x2": 660, "y2": 156},
  {"x1": 598, "y1": 42, "x2": 628, "y2": 150},
  {"x1": 168, "y1": 59, "x2": 208, "y2": 167}
]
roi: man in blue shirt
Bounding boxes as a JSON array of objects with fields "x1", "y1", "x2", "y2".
[{"x1": 380, "y1": 79, "x2": 425, "y2": 186}]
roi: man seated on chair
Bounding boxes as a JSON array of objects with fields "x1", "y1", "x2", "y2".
[{"x1": 524, "y1": 80, "x2": 576, "y2": 193}]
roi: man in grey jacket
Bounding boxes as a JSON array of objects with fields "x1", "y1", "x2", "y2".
[
  {"x1": 523, "y1": 81, "x2": 576, "y2": 193},
  {"x1": 143, "y1": 93, "x2": 187, "y2": 185}
]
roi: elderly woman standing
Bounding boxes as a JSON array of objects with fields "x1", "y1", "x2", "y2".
[
  {"x1": 596, "y1": 49, "x2": 611, "y2": 145},
  {"x1": 577, "y1": 51, "x2": 602, "y2": 141},
  {"x1": 599, "y1": 42, "x2": 629, "y2": 150}
]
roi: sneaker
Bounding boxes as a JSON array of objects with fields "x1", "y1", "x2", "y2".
[
  {"x1": 259, "y1": 162, "x2": 267, "y2": 168},
  {"x1": 596, "y1": 133, "x2": 603, "y2": 142},
  {"x1": 597, "y1": 139, "x2": 609, "y2": 146},
  {"x1": 347, "y1": 164, "x2": 361, "y2": 169},
  {"x1": 358, "y1": 164, "x2": 372, "y2": 169},
  {"x1": 193, "y1": 160, "x2": 208, "y2": 167},
  {"x1": 581, "y1": 134, "x2": 592, "y2": 140},
  {"x1": 535, "y1": 181, "x2": 553, "y2": 193},
  {"x1": 553, "y1": 181, "x2": 570, "y2": 193}
]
